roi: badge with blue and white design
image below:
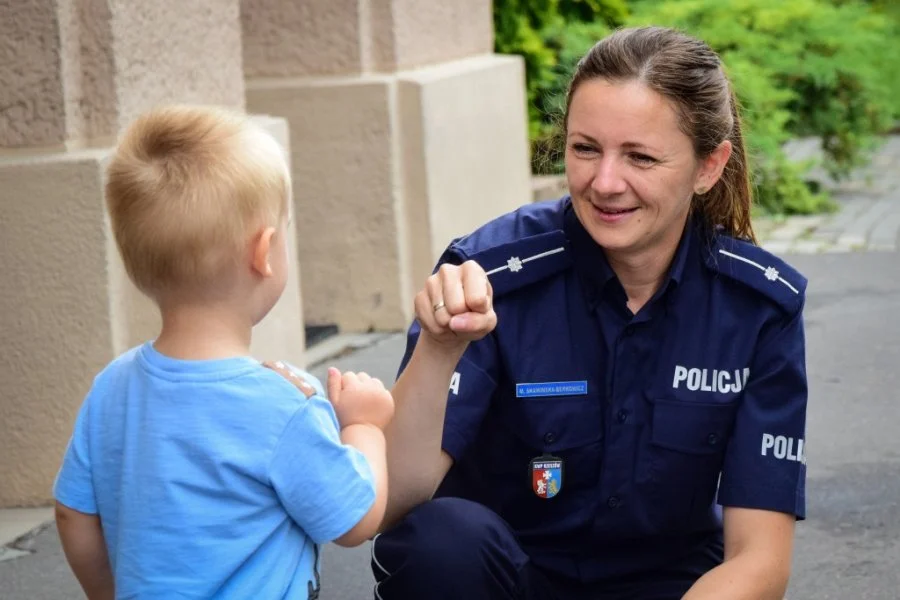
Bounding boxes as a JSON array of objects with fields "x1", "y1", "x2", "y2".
[{"x1": 530, "y1": 454, "x2": 564, "y2": 499}]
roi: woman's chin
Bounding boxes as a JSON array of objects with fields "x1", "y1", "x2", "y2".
[{"x1": 583, "y1": 222, "x2": 639, "y2": 253}]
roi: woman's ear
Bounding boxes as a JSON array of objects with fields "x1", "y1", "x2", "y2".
[
  {"x1": 694, "y1": 140, "x2": 733, "y2": 195},
  {"x1": 251, "y1": 226, "x2": 277, "y2": 277}
]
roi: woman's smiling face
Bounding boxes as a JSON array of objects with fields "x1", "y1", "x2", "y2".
[{"x1": 565, "y1": 78, "x2": 725, "y2": 259}]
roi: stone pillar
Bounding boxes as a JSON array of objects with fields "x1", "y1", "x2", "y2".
[
  {"x1": 0, "y1": 0, "x2": 305, "y2": 507},
  {"x1": 244, "y1": 0, "x2": 531, "y2": 332}
]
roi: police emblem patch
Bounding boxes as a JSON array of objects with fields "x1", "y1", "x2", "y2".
[{"x1": 530, "y1": 455, "x2": 563, "y2": 499}]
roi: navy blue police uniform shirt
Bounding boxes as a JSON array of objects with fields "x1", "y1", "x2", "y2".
[{"x1": 396, "y1": 196, "x2": 808, "y2": 583}]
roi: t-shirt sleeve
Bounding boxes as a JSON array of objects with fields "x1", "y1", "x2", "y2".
[
  {"x1": 268, "y1": 395, "x2": 376, "y2": 544},
  {"x1": 396, "y1": 317, "x2": 500, "y2": 463},
  {"x1": 53, "y1": 398, "x2": 98, "y2": 514},
  {"x1": 718, "y1": 303, "x2": 808, "y2": 519}
]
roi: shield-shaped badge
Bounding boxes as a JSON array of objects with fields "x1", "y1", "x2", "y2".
[{"x1": 530, "y1": 455, "x2": 563, "y2": 499}]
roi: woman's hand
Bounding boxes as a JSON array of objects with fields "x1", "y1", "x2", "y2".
[
  {"x1": 261, "y1": 361, "x2": 317, "y2": 398},
  {"x1": 414, "y1": 260, "x2": 497, "y2": 351}
]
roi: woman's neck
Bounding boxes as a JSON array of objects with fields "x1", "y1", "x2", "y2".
[{"x1": 606, "y1": 240, "x2": 679, "y2": 315}]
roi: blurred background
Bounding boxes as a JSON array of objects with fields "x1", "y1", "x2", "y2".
[{"x1": 2, "y1": 0, "x2": 899, "y2": 598}]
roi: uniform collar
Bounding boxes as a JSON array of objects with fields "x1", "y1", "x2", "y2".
[{"x1": 562, "y1": 197, "x2": 696, "y2": 307}]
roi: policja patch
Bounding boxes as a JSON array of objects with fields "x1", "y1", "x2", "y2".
[{"x1": 530, "y1": 455, "x2": 564, "y2": 499}]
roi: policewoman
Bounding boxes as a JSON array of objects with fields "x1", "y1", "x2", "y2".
[{"x1": 373, "y1": 26, "x2": 808, "y2": 600}]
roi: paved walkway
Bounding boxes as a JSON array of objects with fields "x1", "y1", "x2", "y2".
[{"x1": 757, "y1": 136, "x2": 900, "y2": 254}]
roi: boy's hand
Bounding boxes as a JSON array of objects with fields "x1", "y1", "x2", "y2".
[{"x1": 326, "y1": 368, "x2": 394, "y2": 430}]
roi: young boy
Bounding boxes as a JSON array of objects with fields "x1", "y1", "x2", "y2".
[{"x1": 53, "y1": 105, "x2": 393, "y2": 599}]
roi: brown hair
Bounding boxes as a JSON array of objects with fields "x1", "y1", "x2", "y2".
[
  {"x1": 564, "y1": 26, "x2": 756, "y2": 242},
  {"x1": 105, "y1": 105, "x2": 291, "y2": 299}
]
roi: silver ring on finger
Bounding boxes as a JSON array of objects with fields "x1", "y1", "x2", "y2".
[{"x1": 433, "y1": 301, "x2": 446, "y2": 313}]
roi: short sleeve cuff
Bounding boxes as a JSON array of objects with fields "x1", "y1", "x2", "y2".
[
  {"x1": 306, "y1": 451, "x2": 376, "y2": 544},
  {"x1": 718, "y1": 482, "x2": 805, "y2": 520},
  {"x1": 440, "y1": 423, "x2": 470, "y2": 463},
  {"x1": 53, "y1": 473, "x2": 98, "y2": 515},
  {"x1": 269, "y1": 398, "x2": 378, "y2": 545},
  {"x1": 438, "y1": 355, "x2": 498, "y2": 460}
]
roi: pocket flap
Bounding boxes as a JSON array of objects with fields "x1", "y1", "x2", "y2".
[
  {"x1": 514, "y1": 396, "x2": 604, "y2": 452},
  {"x1": 649, "y1": 399, "x2": 737, "y2": 455}
]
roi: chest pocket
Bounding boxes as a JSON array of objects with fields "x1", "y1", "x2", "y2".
[
  {"x1": 481, "y1": 391, "x2": 604, "y2": 540},
  {"x1": 638, "y1": 394, "x2": 739, "y2": 531}
]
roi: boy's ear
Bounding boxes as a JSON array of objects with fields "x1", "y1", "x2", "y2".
[{"x1": 251, "y1": 226, "x2": 277, "y2": 277}]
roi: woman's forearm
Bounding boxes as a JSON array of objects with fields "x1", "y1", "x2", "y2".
[
  {"x1": 682, "y1": 552, "x2": 791, "y2": 600},
  {"x1": 381, "y1": 335, "x2": 465, "y2": 529}
]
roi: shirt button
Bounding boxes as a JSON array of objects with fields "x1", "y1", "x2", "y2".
[
  {"x1": 708, "y1": 433, "x2": 719, "y2": 446},
  {"x1": 607, "y1": 496, "x2": 621, "y2": 509},
  {"x1": 616, "y1": 409, "x2": 628, "y2": 424},
  {"x1": 544, "y1": 432, "x2": 555, "y2": 444}
]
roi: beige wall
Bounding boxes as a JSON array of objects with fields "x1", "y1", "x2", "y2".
[
  {"x1": 245, "y1": 0, "x2": 531, "y2": 332},
  {"x1": 373, "y1": 0, "x2": 494, "y2": 71},
  {"x1": 247, "y1": 76, "x2": 408, "y2": 331},
  {"x1": 0, "y1": 152, "x2": 113, "y2": 507},
  {"x1": 398, "y1": 56, "x2": 531, "y2": 278},
  {"x1": 0, "y1": 2, "x2": 303, "y2": 507},
  {"x1": 0, "y1": 0, "x2": 245, "y2": 149},
  {"x1": 241, "y1": 0, "x2": 493, "y2": 77}
]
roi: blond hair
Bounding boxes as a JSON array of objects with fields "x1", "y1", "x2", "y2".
[
  {"x1": 105, "y1": 105, "x2": 291, "y2": 298},
  {"x1": 565, "y1": 26, "x2": 756, "y2": 243}
]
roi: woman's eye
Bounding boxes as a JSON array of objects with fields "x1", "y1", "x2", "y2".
[
  {"x1": 631, "y1": 153, "x2": 657, "y2": 166},
  {"x1": 572, "y1": 143, "x2": 596, "y2": 154}
]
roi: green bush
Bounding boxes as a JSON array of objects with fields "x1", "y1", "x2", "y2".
[
  {"x1": 492, "y1": 0, "x2": 625, "y2": 157},
  {"x1": 492, "y1": 0, "x2": 563, "y2": 141},
  {"x1": 558, "y1": 0, "x2": 629, "y2": 24},
  {"x1": 494, "y1": 0, "x2": 899, "y2": 215},
  {"x1": 530, "y1": 20, "x2": 612, "y2": 174}
]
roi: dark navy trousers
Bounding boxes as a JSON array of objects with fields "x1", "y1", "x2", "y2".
[{"x1": 370, "y1": 498, "x2": 713, "y2": 600}]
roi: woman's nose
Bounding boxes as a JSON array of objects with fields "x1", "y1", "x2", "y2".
[{"x1": 591, "y1": 157, "x2": 628, "y2": 196}]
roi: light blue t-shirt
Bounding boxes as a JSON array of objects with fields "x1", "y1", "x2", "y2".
[{"x1": 54, "y1": 342, "x2": 376, "y2": 599}]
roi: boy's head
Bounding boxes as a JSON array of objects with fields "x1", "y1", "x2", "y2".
[{"x1": 106, "y1": 105, "x2": 292, "y2": 318}]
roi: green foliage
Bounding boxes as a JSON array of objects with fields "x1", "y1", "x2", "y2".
[
  {"x1": 753, "y1": 154, "x2": 837, "y2": 215},
  {"x1": 492, "y1": 0, "x2": 625, "y2": 145},
  {"x1": 530, "y1": 19, "x2": 612, "y2": 173},
  {"x1": 559, "y1": 0, "x2": 629, "y2": 25},
  {"x1": 492, "y1": 1, "x2": 563, "y2": 140}
]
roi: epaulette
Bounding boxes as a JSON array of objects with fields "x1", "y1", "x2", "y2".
[
  {"x1": 453, "y1": 230, "x2": 573, "y2": 298},
  {"x1": 704, "y1": 234, "x2": 808, "y2": 314}
]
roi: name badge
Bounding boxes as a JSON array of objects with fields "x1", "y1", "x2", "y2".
[{"x1": 516, "y1": 380, "x2": 588, "y2": 398}]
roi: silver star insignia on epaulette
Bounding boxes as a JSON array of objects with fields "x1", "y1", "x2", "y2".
[
  {"x1": 764, "y1": 266, "x2": 779, "y2": 281},
  {"x1": 507, "y1": 257, "x2": 523, "y2": 273}
]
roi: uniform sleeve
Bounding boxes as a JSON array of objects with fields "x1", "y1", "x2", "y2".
[
  {"x1": 394, "y1": 244, "x2": 503, "y2": 461},
  {"x1": 53, "y1": 399, "x2": 98, "y2": 514},
  {"x1": 718, "y1": 303, "x2": 808, "y2": 519},
  {"x1": 396, "y1": 318, "x2": 500, "y2": 463},
  {"x1": 269, "y1": 396, "x2": 376, "y2": 544}
]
